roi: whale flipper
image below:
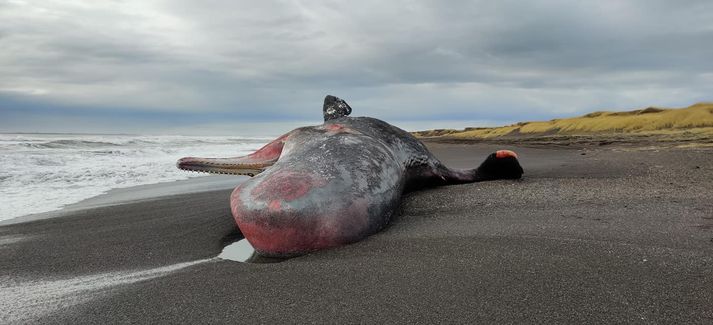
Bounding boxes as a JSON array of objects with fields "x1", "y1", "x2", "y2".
[{"x1": 323, "y1": 95, "x2": 352, "y2": 121}]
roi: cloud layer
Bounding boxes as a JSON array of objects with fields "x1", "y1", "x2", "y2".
[{"x1": 1, "y1": 0, "x2": 712, "y2": 134}]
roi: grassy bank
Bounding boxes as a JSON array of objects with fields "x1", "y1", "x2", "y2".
[{"x1": 414, "y1": 103, "x2": 713, "y2": 140}]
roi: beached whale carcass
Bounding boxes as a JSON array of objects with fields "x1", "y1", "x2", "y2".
[{"x1": 178, "y1": 96, "x2": 523, "y2": 257}]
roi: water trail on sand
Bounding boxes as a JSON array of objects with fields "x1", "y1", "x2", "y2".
[
  {"x1": 218, "y1": 238, "x2": 256, "y2": 262},
  {"x1": 0, "y1": 258, "x2": 213, "y2": 323}
]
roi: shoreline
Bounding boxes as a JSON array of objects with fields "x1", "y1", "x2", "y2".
[
  {"x1": 4, "y1": 139, "x2": 711, "y2": 226},
  {"x1": 2, "y1": 142, "x2": 712, "y2": 323},
  {"x1": 0, "y1": 132, "x2": 271, "y2": 224},
  {"x1": 0, "y1": 175, "x2": 245, "y2": 226}
]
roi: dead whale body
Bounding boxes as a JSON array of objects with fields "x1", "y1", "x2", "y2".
[{"x1": 178, "y1": 96, "x2": 523, "y2": 257}]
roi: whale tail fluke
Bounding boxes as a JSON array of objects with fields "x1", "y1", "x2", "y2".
[
  {"x1": 421, "y1": 149, "x2": 523, "y2": 188},
  {"x1": 473, "y1": 150, "x2": 524, "y2": 181}
]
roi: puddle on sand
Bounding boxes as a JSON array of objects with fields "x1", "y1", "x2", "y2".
[
  {"x1": 218, "y1": 239, "x2": 256, "y2": 262},
  {"x1": 218, "y1": 239, "x2": 286, "y2": 263}
]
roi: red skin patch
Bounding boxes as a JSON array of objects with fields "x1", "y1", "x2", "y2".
[
  {"x1": 323, "y1": 123, "x2": 360, "y2": 135},
  {"x1": 325, "y1": 124, "x2": 346, "y2": 131},
  {"x1": 231, "y1": 180, "x2": 370, "y2": 256},
  {"x1": 248, "y1": 133, "x2": 289, "y2": 161},
  {"x1": 268, "y1": 200, "x2": 281, "y2": 211},
  {"x1": 233, "y1": 199, "x2": 368, "y2": 256},
  {"x1": 238, "y1": 219, "x2": 332, "y2": 255},
  {"x1": 496, "y1": 150, "x2": 518, "y2": 159},
  {"x1": 250, "y1": 170, "x2": 326, "y2": 202}
]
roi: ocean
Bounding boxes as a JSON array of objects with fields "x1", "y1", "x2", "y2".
[{"x1": 0, "y1": 133, "x2": 270, "y2": 222}]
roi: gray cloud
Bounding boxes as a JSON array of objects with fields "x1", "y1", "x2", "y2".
[{"x1": 1, "y1": 0, "x2": 712, "y2": 133}]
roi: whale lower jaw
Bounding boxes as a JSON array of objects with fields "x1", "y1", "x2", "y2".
[{"x1": 176, "y1": 157, "x2": 269, "y2": 177}]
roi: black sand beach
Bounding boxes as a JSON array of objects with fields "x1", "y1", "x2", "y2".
[{"x1": 2, "y1": 143, "x2": 712, "y2": 323}]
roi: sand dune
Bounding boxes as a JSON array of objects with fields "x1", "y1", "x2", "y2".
[{"x1": 415, "y1": 103, "x2": 713, "y2": 139}]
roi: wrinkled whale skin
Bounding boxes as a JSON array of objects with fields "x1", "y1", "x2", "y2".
[
  {"x1": 232, "y1": 117, "x2": 432, "y2": 257},
  {"x1": 178, "y1": 97, "x2": 523, "y2": 257}
]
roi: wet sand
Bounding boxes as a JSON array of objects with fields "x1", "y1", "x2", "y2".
[{"x1": 1, "y1": 143, "x2": 712, "y2": 323}]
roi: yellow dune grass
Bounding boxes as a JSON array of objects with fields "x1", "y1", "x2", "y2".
[{"x1": 430, "y1": 103, "x2": 713, "y2": 139}]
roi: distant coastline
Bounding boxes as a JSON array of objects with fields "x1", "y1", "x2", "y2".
[{"x1": 414, "y1": 102, "x2": 713, "y2": 147}]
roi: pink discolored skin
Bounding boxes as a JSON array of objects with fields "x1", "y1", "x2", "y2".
[
  {"x1": 226, "y1": 137, "x2": 397, "y2": 257},
  {"x1": 232, "y1": 182, "x2": 370, "y2": 255},
  {"x1": 249, "y1": 170, "x2": 327, "y2": 202},
  {"x1": 177, "y1": 96, "x2": 524, "y2": 257},
  {"x1": 496, "y1": 150, "x2": 518, "y2": 159}
]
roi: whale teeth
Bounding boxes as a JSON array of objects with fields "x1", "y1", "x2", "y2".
[{"x1": 177, "y1": 166, "x2": 260, "y2": 177}]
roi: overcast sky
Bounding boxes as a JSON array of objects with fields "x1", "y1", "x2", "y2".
[{"x1": 1, "y1": 0, "x2": 712, "y2": 135}]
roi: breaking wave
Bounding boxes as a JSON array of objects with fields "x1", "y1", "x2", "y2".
[{"x1": 0, "y1": 133, "x2": 270, "y2": 221}]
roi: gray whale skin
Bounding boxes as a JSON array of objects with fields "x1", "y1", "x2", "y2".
[{"x1": 178, "y1": 95, "x2": 523, "y2": 257}]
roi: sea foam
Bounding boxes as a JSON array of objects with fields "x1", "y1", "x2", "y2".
[{"x1": 0, "y1": 133, "x2": 270, "y2": 222}]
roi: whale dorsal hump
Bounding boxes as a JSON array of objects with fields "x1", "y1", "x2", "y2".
[{"x1": 323, "y1": 95, "x2": 352, "y2": 121}]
